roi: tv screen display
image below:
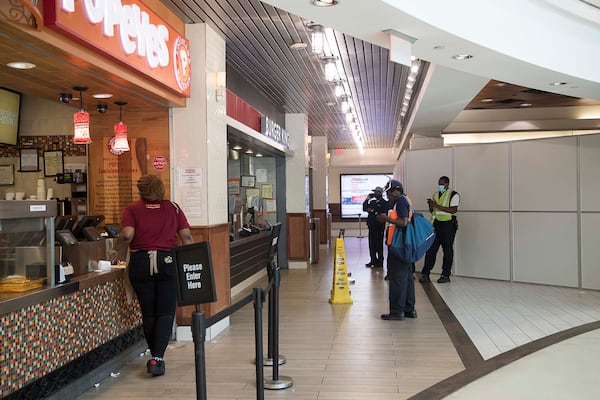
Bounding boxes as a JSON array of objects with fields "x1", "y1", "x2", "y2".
[
  {"x1": 340, "y1": 173, "x2": 392, "y2": 219},
  {"x1": 0, "y1": 87, "x2": 21, "y2": 146}
]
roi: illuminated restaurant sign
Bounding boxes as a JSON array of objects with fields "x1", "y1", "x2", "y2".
[
  {"x1": 261, "y1": 116, "x2": 290, "y2": 147},
  {"x1": 44, "y1": 0, "x2": 191, "y2": 97}
]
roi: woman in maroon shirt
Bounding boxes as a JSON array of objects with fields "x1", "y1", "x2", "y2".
[{"x1": 110, "y1": 175, "x2": 193, "y2": 376}]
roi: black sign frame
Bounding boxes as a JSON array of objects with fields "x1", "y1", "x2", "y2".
[{"x1": 172, "y1": 241, "x2": 217, "y2": 306}]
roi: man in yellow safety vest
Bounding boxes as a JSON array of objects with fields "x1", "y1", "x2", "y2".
[{"x1": 419, "y1": 176, "x2": 460, "y2": 284}]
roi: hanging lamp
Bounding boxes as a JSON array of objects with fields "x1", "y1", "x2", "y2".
[
  {"x1": 113, "y1": 101, "x2": 130, "y2": 153},
  {"x1": 73, "y1": 86, "x2": 92, "y2": 144}
]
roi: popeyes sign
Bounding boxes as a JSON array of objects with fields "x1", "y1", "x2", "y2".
[{"x1": 44, "y1": 0, "x2": 191, "y2": 97}]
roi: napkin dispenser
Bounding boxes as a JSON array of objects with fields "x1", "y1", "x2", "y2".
[{"x1": 55, "y1": 262, "x2": 74, "y2": 284}]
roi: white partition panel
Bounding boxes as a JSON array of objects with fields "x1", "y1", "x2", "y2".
[
  {"x1": 581, "y1": 213, "x2": 600, "y2": 290},
  {"x1": 580, "y1": 135, "x2": 600, "y2": 212},
  {"x1": 456, "y1": 212, "x2": 510, "y2": 280},
  {"x1": 512, "y1": 137, "x2": 577, "y2": 211},
  {"x1": 455, "y1": 143, "x2": 510, "y2": 211},
  {"x1": 513, "y1": 212, "x2": 578, "y2": 287},
  {"x1": 405, "y1": 147, "x2": 452, "y2": 211}
]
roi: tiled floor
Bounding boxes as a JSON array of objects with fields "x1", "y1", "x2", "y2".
[{"x1": 75, "y1": 237, "x2": 600, "y2": 399}]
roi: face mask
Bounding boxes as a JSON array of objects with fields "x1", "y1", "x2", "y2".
[{"x1": 439, "y1": 185, "x2": 447, "y2": 193}]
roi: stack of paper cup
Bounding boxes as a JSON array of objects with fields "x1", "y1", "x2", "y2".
[
  {"x1": 46, "y1": 188, "x2": 54, "y2": 200},
  {"x1": 5, "y1": 192, "x2": 15, "y2": 200},
  {"x1": 37, "y1": 178, "x2": 46, "y2": 202},
  {"x1": 15, "y1": 192, "x2": 24, "y2": 200}
]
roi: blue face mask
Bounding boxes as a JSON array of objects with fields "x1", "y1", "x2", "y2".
[{"x1": 439, "y1": 185, "x2": 447, "y2": 193}]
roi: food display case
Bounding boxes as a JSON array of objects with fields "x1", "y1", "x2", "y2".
[{"x1": 0, "y1": 200, "x2": 56, "y2": 294}]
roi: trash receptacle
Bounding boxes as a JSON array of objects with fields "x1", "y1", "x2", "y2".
[{"x1": 308, "y1": 217, "x2": 321, "y2": 264}]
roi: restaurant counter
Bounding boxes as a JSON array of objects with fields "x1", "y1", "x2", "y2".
[
  {"x1": 229, "y1": 230, "x2": 272, "y2": 287},
  {"x1": 0, "y1": 268, "x2": 143, "y2": 399}
]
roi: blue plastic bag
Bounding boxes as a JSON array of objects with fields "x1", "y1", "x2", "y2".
[{"x1": 389, "y1": 211, "x2": 435, "y2": 264}]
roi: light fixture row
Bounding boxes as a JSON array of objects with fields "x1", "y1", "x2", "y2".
[
  {"x1": 393, "y1": 57, "x2": 422, "y2": 147},
  {"x1": 307, "y1": 23, "x2": 365, "y2": 154}
]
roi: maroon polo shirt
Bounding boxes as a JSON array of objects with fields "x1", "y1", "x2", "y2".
[{"x1": 121, "y1": 199, "x2": 191, "y2": 251}]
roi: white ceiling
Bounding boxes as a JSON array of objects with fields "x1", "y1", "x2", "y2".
[{"x1": 262, "y1": 0, "x2": 600, "y2": 140}]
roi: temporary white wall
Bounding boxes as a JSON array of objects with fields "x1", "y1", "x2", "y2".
[{"x1": 402, "y1": 134, "x2": 600, "y2": 290}]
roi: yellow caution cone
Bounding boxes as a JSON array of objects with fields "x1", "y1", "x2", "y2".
[{"x1": 329, "y1": 237, "x2": 353, "y2": 304}]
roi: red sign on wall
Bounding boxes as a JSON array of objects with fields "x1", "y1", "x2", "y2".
[
  {"x1": 44, "y1": 0, "x2": 191, "y2": 97},
  {"x1": 152, "y1": 155, "x2": 168, "y2": 170}
]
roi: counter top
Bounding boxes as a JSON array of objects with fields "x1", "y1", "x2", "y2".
[{"x1": 0, "y1": 269, "x2": 124, "y2": 315}]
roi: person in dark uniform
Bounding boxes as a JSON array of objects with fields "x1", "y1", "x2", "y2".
[
  {"x1": 376, "y1": 179, "x2": 416, "y2": 320},
  {"x1": 419, "y1": 176, "x2": 460, "y2": 283},
  {"x1": 363, "y1": 186, "x2": 389, "y2": 268}
]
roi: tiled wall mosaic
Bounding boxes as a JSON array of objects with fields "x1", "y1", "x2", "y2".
[
  {"x1": 0, "y1": 136, "x2": 87, "y2": 157},
  {"x1": 0, "y1": 278, "x2": 141, "y2": 397}
]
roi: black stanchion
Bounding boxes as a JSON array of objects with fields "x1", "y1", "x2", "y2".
[
  {"x1": 253, "y1": 288, "x2": 265, "y2": 400},
  {"x1": 264, "y1": 267, "x2": 293, "y2": 390},
  {"x1": 264, "y1": 259, "x2": 286, "y2": 367},
  {"x1": 191, "y1": 306, "x2": 207, "y2": 400}
]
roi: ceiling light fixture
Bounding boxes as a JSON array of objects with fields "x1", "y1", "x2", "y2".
[
  {"x1": 93, "y1": 93, "x2": 113, "y2": 99},
  {"x1": 245, "y1": 149, "x2": 254, "y2": 154},
  {"x1": 256, "y1": 153, "x2": 264, "y2": 157},
  {"x1": 307, "y1": 23, "x2": 324, "y2": 55},
  {"x1": 520, "y1": 103, "x2": 532, "y2": 107},
  {"x1": 112, "y1": 101, "x2": 130, "y2": 153},
  {"x1": 290, "y1": 42, "x2": 307, "y2": 50},
  {"x1": 233, "y1": 145, "x2": 242, "y2": 150},
  {"x1": 322, "y1": 56, "x2": 338, "y2": 81},
  {"x1": 7, "y1": 61, "x2": 36, "y2": 69},
  {"x1": 550, "y1": 82, "x2": 567, "y2": 86},
  {"x1": 311, "y1": 0, "x2": 338, "y2": 6},
  {"x1": 481, "y1": 98, "x2": 494, "y2": 102},
  {"x1": 72, "y1": 86, "x2": 92, "y2": 145},
  {"x1": 452, "y1": 54, "x2": 473, "y2": 60}
]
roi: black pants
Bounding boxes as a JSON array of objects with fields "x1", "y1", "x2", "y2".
[
  {"x1": 367, "y1": 224, "x2": 385, "y2": 265},
  {"x1": 422, "y1": 220, "x2": 457, "y2": 277},
  {"x1": 387, "y1": 249, "x2": 415, "y2": 315},
  {"x1": 129, "y1": 250, "x2": 176, "y2": 358}
]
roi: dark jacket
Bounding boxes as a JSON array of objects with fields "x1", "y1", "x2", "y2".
[{"x1": 362, "y1": 195, "x2": 389, "y2": 228}]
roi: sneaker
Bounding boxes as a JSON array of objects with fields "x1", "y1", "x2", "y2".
[
  {"x1": 418, "y1": 275, "x2": 431, "y2": 283},
  {"x1": 365, "y1": 262, "x2": 374, "y2": 268},
  {"x1": 437, "y1": 275, "x2": 451, "y2": 283},
  {"x1": 380, "y1": 313, "x2": 405, "y2": 321},
  {"x1": 147, "y1": 358, "x2": 165, "y2": 376},
  {"x1": 384, "y1": 274, "x2": 389, "y2": 280},
  {"x1": 371, "y1": 264, "x2": 383, "y2": 268}
]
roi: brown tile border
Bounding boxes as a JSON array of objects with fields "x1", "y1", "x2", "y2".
[{"x1": 411, "y1": 278, "x2": 600, "y2": 400}]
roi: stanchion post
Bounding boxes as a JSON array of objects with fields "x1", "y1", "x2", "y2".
[
  {"x1": 253, "y1": 288, "x2": 265, "y2": 400},
  {"x1": 191, "y1": 308, "x2": 207, "y2": 400},
  {"x1": 264, "y1": 267, "x2": 293, "y2": 390},
  {"x1": 265, "y1": 259, "x2": 285, "y2": 367},
  {"x1": 357, "y1": 213, "x2": 364, "y2": 238}
]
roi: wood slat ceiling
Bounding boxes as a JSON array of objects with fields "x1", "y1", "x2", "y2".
[{"x1": 161, "y1": 0, "x2": 410, "y2": 150}]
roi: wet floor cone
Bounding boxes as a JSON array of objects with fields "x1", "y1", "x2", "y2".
[{"x1": 329, "y1": 237, "x2": 353, "y2": 304}]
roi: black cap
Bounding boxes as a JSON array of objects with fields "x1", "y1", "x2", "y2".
[{"x1": 384, "y1": 179, "x2": 403, "y2": 193}]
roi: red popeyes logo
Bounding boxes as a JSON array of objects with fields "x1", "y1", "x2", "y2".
[
  {"x1": 44, "y1": 0, "x2": 191, "y2": 97},
  {"x1": 153, "y1": 156, "x2": 168, "y2": 170}
]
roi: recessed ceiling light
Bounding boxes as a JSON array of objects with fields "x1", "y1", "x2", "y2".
[
  {"x1": 290, "y1": 42, "x2": 307, "y2": 50},
  {"x1": 481, "y1": 98, "x2": 494, "y2": 102},
  {"x1": 550, "y1": 82, "x2": 567, "y2": 86},
  {"x1": 311, "y1": 0, "x2": 338, "y2": 6},
  {"x1": 7, "y1": 61, "x2": 36, "y2": 69},
  {"x1": 520, "y1": 103, "x2": 532, "y2": 107},
  {"x1": 92, "y1": 93, "x2": 113, "y2": 99},
  {"x1": 233, "y1": 145, "x2": 242, "y2": 150},
  {"x1": 493, "y1": 82, "x2": 506, "y2": 87},
  {"x1": 451, "y1": 54, "x2": 473, "y2": 60}
]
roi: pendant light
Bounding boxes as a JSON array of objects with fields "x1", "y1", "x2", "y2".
[
  {"x1": 113, "y1": 101, "x2": 130, "y2": 153},
  {"x1": 72, "y1": 86, "x2": 92, "y2": 144}
]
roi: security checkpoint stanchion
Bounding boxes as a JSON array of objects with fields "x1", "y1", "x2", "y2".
[
  {"x1": 253, "y1": 288, "x2": 265, "y2": 400},
  {"x1": 357, "y1": 213, "x2": 364, "y2": 238},
  {"x1": 264, "y1": 266, "x2": 293, "y2": 390},
  {"x1": 264, "y1": 258, "x2": 286, "y2": 367},
  {"x1": 191, "y1": 305, "x2": 207, "y2": 400}
]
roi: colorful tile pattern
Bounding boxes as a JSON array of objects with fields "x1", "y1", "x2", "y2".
[
  {"x1": 0, "y1": 135, "x2": 86, "y2": 157},
  {"x1": 0, "y1": 278, "x2": 141, "y2": 397}
]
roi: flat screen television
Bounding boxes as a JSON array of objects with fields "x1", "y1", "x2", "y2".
[
  {"x1": 0, "y1": 87, "x2": 21, "y2": 146},
  {"x1": 340, "y1": 173, "x2": 392, "y2": 219},
  {"x1": 72, "y1": 215, "x2": 105, "y2": 239}
]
